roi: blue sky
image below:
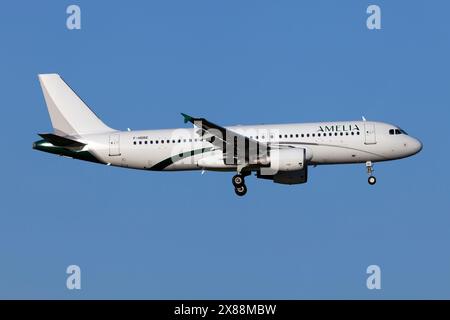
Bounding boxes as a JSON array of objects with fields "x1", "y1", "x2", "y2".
[{"x1": 0, "y1": 0, "x2": 449, "y2": 299}]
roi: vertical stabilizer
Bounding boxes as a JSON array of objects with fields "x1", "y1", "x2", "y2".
[{"x1": 38, "y1": 74, "x2": 115, "y2": 136}]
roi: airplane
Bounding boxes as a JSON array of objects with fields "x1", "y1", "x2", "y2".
[{"x1": 33, "y1": 74, "x2": 423, "y2": 197}]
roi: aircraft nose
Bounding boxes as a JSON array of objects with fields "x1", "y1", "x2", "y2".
[{"x1": 410, "y1": 138, "x2": 423, "y2": 155}]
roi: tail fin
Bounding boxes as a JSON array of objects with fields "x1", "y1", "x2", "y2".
[{"x1": 38, "y1": 74, "x2": 115, "y2": 136}]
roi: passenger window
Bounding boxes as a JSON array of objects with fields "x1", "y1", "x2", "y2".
[
  {"x1": 301, "y1": 134, "x2": 304, "y2": 138},
  {"x1": 312, "y1": 133, "x2": 315, "y2": 137},
  {"x1": 133, "y1": 141, "x2": 136, "y2": 145},
  {"x1": 307, "y1": 134, "x2": 310, "y2": 137},
  {"x1": 145, "y1": 141, "x2": 148, "y2": 144},
  {"x1": 155, "y1": 140, "x2": 159, "y2": 144},
  {"x1": 318, "y1": 133, "x2": 321, "y2": 137}
]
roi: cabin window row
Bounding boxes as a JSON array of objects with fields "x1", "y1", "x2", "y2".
[
  {"x1": 271, "y1": 132, "x2": 360, "y2": 139},
  {"x1": 133, "y1": 138, "x2": 202, "y2": 145},
  {"x1": 247, "y1": 132, "x2": 360, "y2": 139},
  {"x1": 133, "y1": 131, "x2": 361, "y2": 145}
]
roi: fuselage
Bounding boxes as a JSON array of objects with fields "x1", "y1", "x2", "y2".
[
  {"x1": 33, "y1": 74, "x2": 424, "y2": 196},
  {"x1": 40, "y1": 120, "x2": 421, "y2": 172}
]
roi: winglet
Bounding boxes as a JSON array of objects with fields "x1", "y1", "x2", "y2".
[{"x1": 181, "y1": 113, "x2": 193, "y2": 124}]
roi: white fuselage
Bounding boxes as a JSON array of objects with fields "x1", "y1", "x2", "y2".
[
  {"x1": 34, "y1": 74, "x2": 423, "y2": 194},
  {"x1": 80, "y1": 121, "x2": 422, "y2": 171}
]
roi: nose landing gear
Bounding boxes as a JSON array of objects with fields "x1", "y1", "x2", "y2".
[{"x1": 366, "y1": 161, "x2": 377, "y2": 185}]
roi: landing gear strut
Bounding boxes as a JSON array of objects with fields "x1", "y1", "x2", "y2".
[
  {"x1": 232, "y1": 172, "x2": 249, "y2": 196},
  {"x1": 366, "y1": 161, "x2": 377, "y2": 185}
]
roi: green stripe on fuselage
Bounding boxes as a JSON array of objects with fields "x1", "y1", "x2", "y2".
[{"x1": 150, "y1": 147, "x2": 213, "y2": 171}]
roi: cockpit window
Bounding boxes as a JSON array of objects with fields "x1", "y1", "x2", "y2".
[{"x1": 390, "y1": 128, "x2": 408, "y2": 135}]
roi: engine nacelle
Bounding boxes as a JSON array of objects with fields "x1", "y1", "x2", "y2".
[
  {"x1": 269, "y1": 148, "x2": 306, "y2": 172},
  {"x1": 257, "y1": 148, "x2": 310, "y2": 184},
  {"x1": 257, "y1": 166, "x2": 308, "y2": 185}
]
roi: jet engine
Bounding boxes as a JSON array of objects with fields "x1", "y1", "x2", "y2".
[{"x1": 257, "y1": 148, "x2": 310, "y2": 184}]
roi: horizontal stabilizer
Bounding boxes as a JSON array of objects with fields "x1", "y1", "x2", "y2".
[{"x1": 38, "y1": 133, "x2": 86, "y2": 148}]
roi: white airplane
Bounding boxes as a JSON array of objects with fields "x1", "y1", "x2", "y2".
[{"x1": 34, "y1": 74, "x2": 423, "y2": 196}]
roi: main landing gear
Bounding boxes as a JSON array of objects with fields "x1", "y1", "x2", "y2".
[
  {"x1": 232, "y1": 173, "x2": 249, "y2": 196},
  {"x1": 366, "y1": 161, "x2": 377, "y2": 185}
]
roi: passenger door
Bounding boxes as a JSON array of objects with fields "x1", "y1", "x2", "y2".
[
  {"x1": 109, "y1": 134, "x2": 121, "y2": 156},
  {"x1": 364, "y1": 123, "x2": 377, "y2": 145}
]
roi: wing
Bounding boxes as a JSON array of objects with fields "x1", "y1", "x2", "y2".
[{"x1": 181, "y1": 113, "x2": 270, "y2": 167}]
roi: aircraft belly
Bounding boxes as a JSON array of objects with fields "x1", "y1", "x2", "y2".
[{"x1": 310, "y1": 144, "x2": 385, "y2": 164}]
